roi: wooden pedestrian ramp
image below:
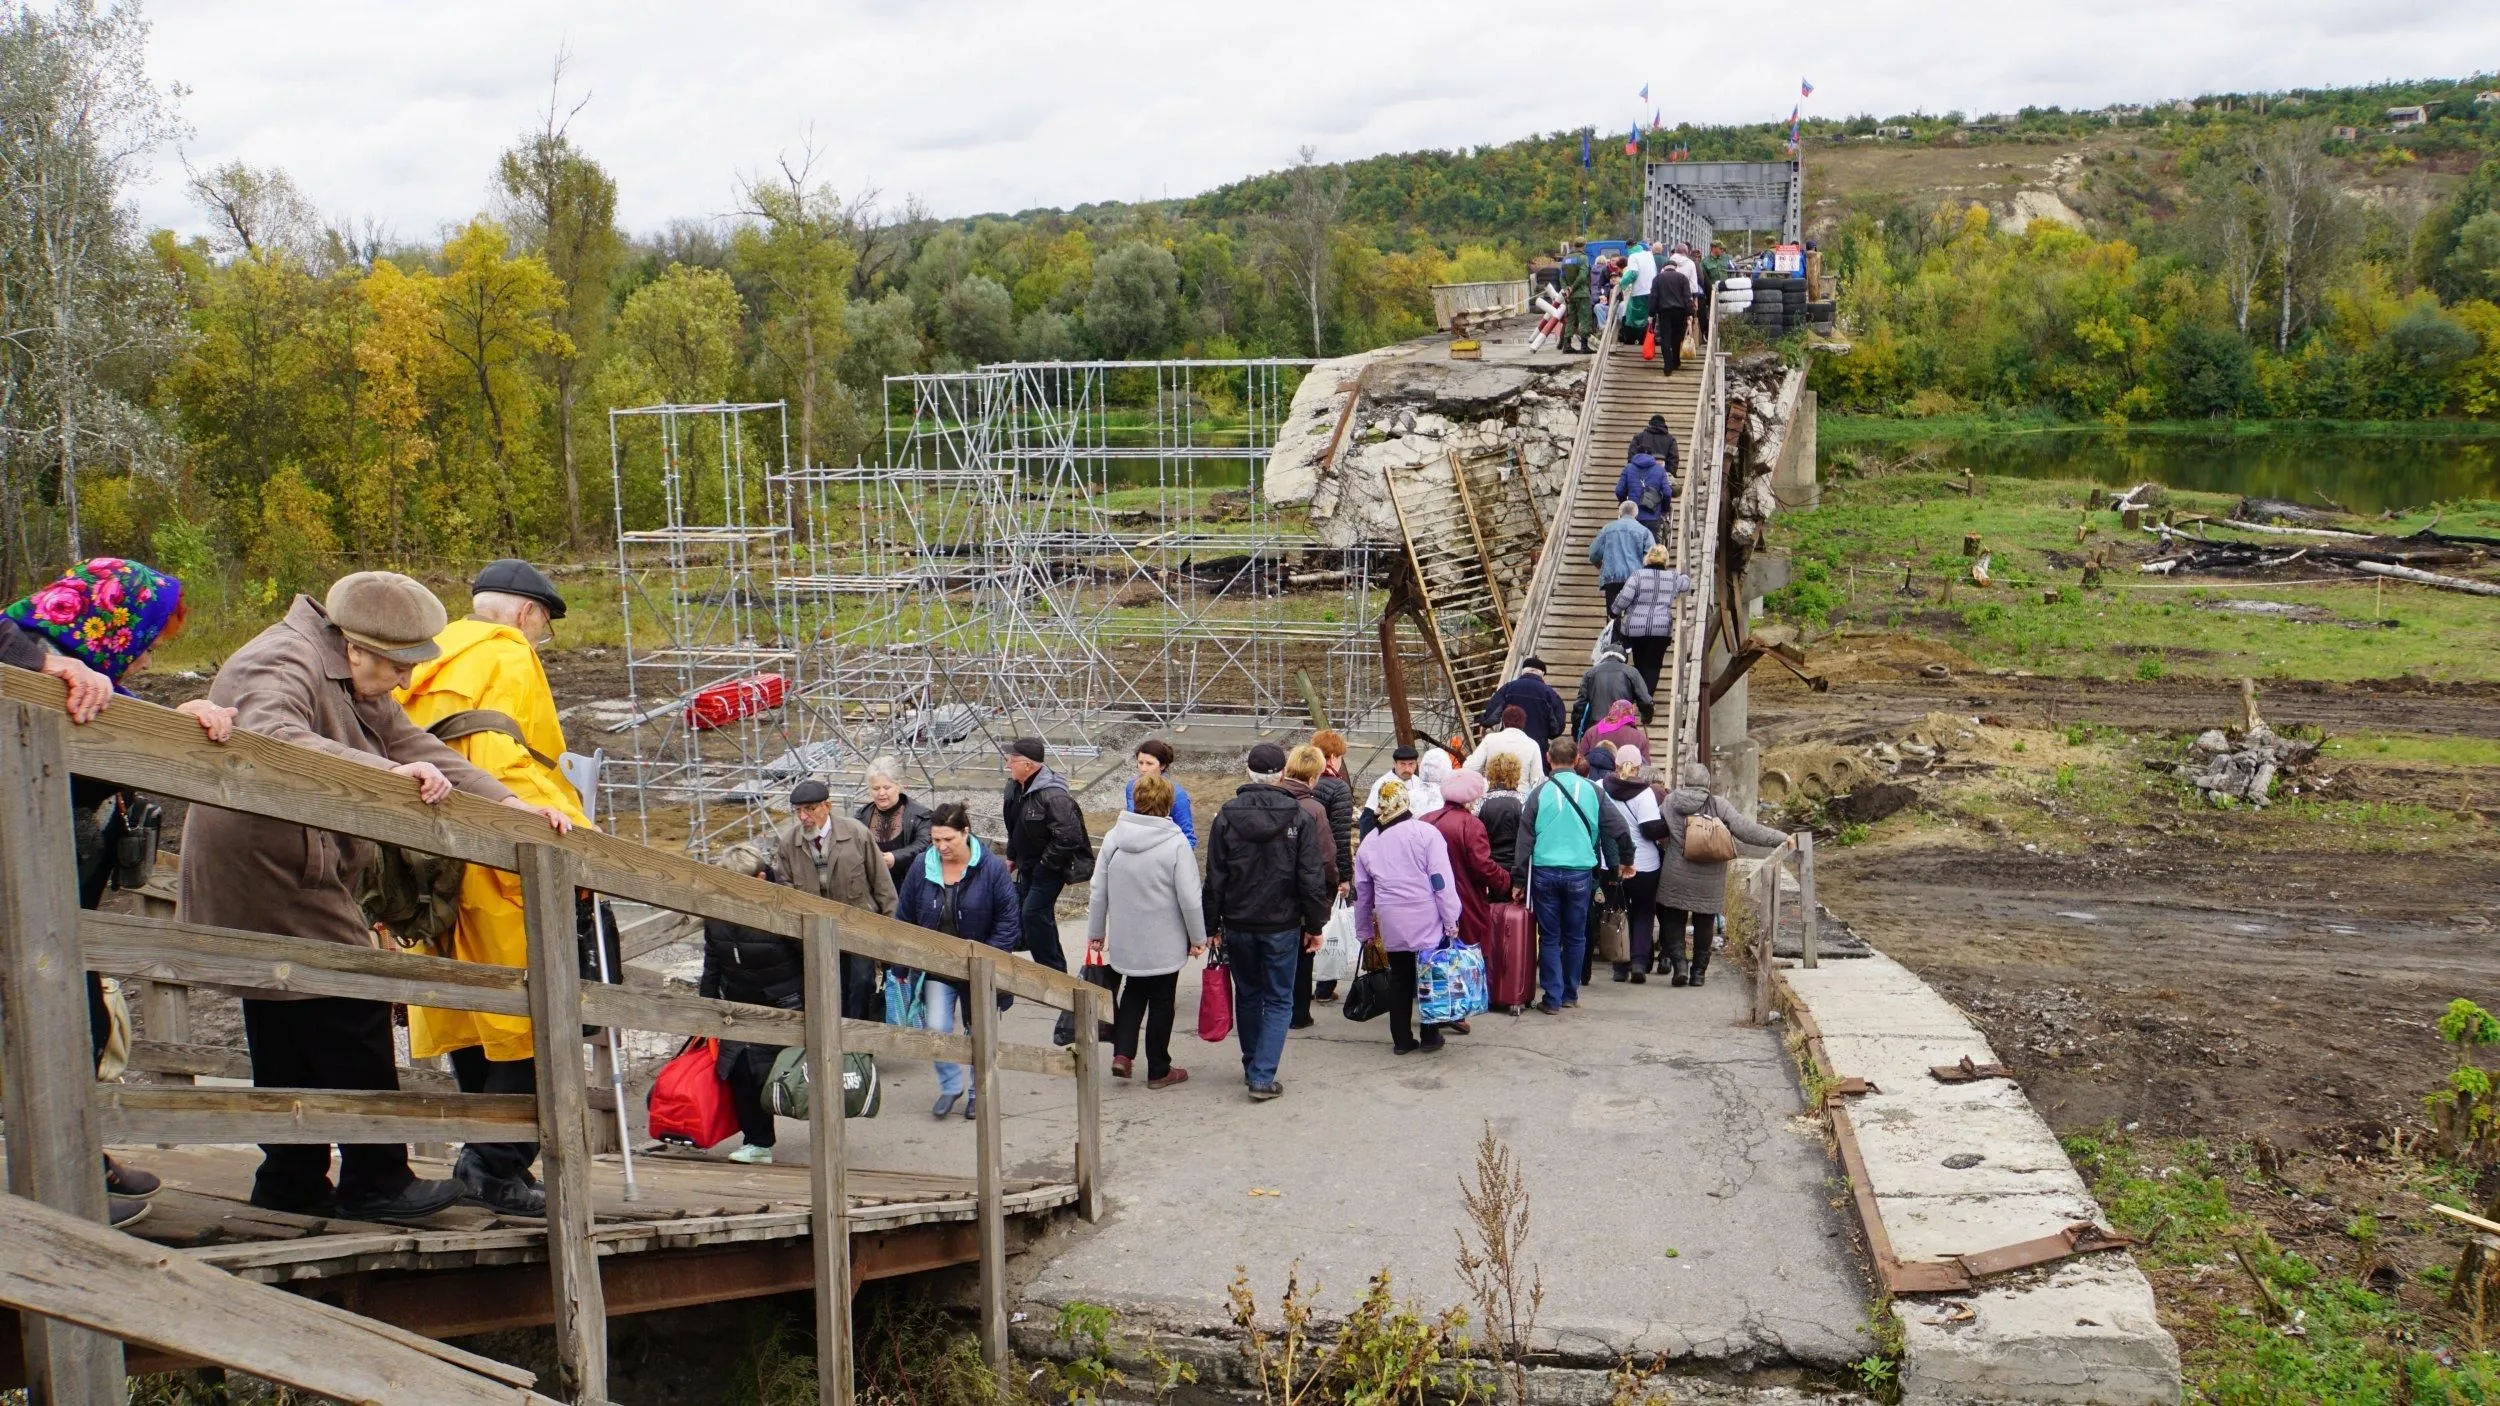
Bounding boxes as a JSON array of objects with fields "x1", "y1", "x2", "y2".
[
  {"x1": 1438, "y1": 312, "x2": 1729, "y2": 772},
  {"x1": 0, "y1": 666, "x2": 1106, "y2": 1405},
  {"x1": 1376, "y1": 313, "x2": 1727, "y2": 755}
]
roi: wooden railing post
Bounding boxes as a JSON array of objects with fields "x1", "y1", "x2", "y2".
[
  {"x1": 1753, "y1": 849, "x2": 1781, "y2": 1027},
  {"x1": 1799, "y1": 831, "x2": 1819, "y2": 970},
  {"x1": 1072, "y1": 985, "x2": 1103, "y2": 1223},
  {"x1": 0, "y1": 701, "x2": 127, "y2": 1403},
  {"x1": 801, "y1": 915, "x2": 854, "y2": 1406},
  {"x1": 519, "y1": 844, "x2": 607, "y2": 1405},
  {"x1": 970, "y1": 956, "x2": 1008, "y2": 1371}
]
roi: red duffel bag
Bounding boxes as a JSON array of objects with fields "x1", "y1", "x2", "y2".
[
  {"x1": 647, "y1": 1038, "x2": 741, "y2": 1149},
  {"x1": 1197, "y1": 950, "x2": 1234, "y2": 1042},
  {"x1": 686, "y1": 673, "x2": 786, "y2": 731}
]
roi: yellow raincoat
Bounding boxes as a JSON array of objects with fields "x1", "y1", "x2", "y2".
[{"x1": 396, "y1": 619, "x2": 588, "y2": 1063}]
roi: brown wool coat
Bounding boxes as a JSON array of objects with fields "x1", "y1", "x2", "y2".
[
  {"x1": 179, "y1": 597, "x2": 515, "y2": 962},
  {"x1": 772, "y1": 814, "x2": 899, "y2": 916}
]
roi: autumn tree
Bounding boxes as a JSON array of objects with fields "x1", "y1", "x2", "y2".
[
  {"x1": 734, "y1": 149, "x2": 856, "y2": 471},
  {"x1": 423, "y1": 220, "x2": 568, "y2": 549},
  {"x1": 496, "y1": 56, "x2": 622, "y2": 546}
]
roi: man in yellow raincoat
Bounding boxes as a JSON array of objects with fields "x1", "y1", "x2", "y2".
[{"x1": 396, "y1": 559, "x2": 587, "y2": 1217}]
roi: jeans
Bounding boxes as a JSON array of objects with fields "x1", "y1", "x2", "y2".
[
  {"x1": 925, "y1": 979, "x2": 968, "y2": 1097},
  {"x1": 1225, "y1": 927, "x2": 1301, "y2": 1088},
  {"x1": 1017, "y1": 872, "x2": 1069, "y2": 972},
  {"x1": 447, "y1": 1046, "x2": 539, "y2": 1183},
  {"x1": 1530, "y1": 867, "x2": 1594, "y2": 1009},
  {"x1": 1112, "y1": 971, "x2": 1180, "y2": 1080}
]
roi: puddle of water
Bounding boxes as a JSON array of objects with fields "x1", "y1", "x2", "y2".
[{"x1": 2054, "y1": 911, "x2": 2100, "y2": 922}]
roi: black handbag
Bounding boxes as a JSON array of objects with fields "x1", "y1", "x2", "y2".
[{"x1": 1342, "y1": 966, "x2": 1396, "y2": 1023}]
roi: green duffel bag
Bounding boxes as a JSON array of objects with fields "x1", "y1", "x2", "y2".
[{"x1": 765, "y1": 1046, "x2": 881, "y2": 1120}]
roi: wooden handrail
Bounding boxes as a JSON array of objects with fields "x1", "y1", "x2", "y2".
[
  {"x1": 0, "y1": 665, "x2": 1089, "y2": 1009},
  {"x1": 1501, "y1": 300, "x2": 1618, "y2": 681}
]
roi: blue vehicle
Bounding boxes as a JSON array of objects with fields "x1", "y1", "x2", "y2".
[{"x1": 1577, "y1": 239, "x2": 1630, "y2": 321}]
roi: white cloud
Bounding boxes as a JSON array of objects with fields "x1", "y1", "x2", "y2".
[{"x1": 134, "y1": 0, "x2": 2500, "y2": 240}]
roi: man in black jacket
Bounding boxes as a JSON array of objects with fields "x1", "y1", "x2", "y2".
[
  {"x1": 1627, "y1": 415, "x2": 1679, "y2": 477},
  {"x1": 1576, "y1": 647, "x2": 1654, "y2": 731},
  {"x1": 1202, "y1": 743, "x2": 1331, "y2": 1102},
  {"x1": 1001, "y1": 735, "x2": 1093, "y2": 953},
  {"x1": 1476, "y1": 658, "x2": 1568, "y2": 753}
]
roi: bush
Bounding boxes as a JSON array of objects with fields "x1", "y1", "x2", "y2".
[{"x1": 2159, "y1": 325, "x2": 2261, "y2": 418}]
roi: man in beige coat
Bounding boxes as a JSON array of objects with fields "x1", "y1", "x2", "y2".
[
  {"x1": 180, "y1": 572, "x2": 573, "y2": 1223},
  {"x1": 772, "y1": 778, "x2": 896, "y2": 1018}
]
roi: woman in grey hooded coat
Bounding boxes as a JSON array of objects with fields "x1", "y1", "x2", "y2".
[
  {"x1": 1655, "y1": 762, "x2": 1789, "y2": 987},
  {"x1": 1085, "y1": 775, "x2": 1205, "y2": 1087}
]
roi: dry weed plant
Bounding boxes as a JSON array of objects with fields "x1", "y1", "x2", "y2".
[{"x1": 1455, "y1": 1122, "x2": 1545, "y2": 1402}]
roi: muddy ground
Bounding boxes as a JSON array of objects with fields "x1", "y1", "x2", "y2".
[{"x1": 1754, "y1": 633, "x2": 2500, "y2": 1148}]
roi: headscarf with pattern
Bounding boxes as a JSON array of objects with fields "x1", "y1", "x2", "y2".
[{"x1": 3, "y1": 558, "x2": 184, "y2": 689}]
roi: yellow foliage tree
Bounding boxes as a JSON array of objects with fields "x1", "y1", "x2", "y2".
[{"x1": 423, "y1": 220, "x2": 570, "y2": 550}]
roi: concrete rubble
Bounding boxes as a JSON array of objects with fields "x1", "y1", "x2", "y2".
[
  {"x1": 2172, "y1": 726, "x2": 2319, "y2": 808},
  {"x1": 1262, "y1": 326, "x2": 1586, "y2": 548}
]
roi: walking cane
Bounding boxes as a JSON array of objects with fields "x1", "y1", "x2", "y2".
[
  {"x1": 592, "y1": 908, "x2": 640, "y2": 1202},
  {"x1": 568, "y1": 747, "x2": 641, "y2": 1201}
]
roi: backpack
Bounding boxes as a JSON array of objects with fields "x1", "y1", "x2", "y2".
[
  {"x1": 358, "y1": 838, "x2": 467, "y2": 954},
  {"x1": 1636, "y1": 473, "x2": 1665, "y2": 517},
  {"x1": 359, "y1": 709, "x2": 558, "y2": 953}
]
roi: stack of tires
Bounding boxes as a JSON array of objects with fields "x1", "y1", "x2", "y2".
[
  {"x1": 1748, "y1": 274, "x2": 1808, "y2": 334},
  {"x1": 1715, "y1": 274, "x2": 1753, "y2": 323}
]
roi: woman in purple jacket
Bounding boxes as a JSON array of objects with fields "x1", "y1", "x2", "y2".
[{"x1": 1352, "y1": 780, "x2": 1463, "y2": 1055}]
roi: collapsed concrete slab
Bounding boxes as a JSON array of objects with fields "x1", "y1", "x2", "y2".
[
  {"x1": 1781, "y1": 952, "x2": 2182, "y2": 1406},
  {"x1": 1263, "y1": 323, "x2": 1586, "y2": 548}
]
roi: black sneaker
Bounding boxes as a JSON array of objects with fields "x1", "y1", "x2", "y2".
[
  {"x1": 110, "y1": 1195, "x2": 152, "y2": 1230},
  {"x1": 454, "y1": 1160, "x2": 547, "y2": 1219},
  {"x1": 1248, "y1": 1082, "x2": 1283, "y2": 1101},
  {"x1": 1688, "y1": 972, "x2": 1708, "y2": 988},
  {"x1": 339, "y1": 1177, "x2": 462, "y2": 1224},
  {"x1": 104, "y1": 1156, "x2": 160, "y2": 1199},
  {"x1": 1052, "y1": 1012, "x2": 1076, "y2": 1047}
]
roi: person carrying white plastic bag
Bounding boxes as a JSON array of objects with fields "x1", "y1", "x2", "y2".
[{"x1": 1313, "y1": 898, "x2": 1360, "y2": 985}]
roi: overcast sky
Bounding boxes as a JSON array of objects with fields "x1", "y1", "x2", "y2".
[{"x1": 135, "y1": 0, "x2": 2498, "y2": 242}]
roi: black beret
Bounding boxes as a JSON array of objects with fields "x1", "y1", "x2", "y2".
[{"x1": 470, "y1": 559, "x2": 567, "y2": 620}]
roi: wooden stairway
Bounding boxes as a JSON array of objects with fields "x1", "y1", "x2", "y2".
[{"x1": 1522, "y1": 343, "x2": 1706, "y2": 671}]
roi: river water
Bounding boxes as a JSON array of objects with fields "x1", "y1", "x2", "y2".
[{"x1": 1818, "y1": 426, "x2": 2500, "y2": 514}]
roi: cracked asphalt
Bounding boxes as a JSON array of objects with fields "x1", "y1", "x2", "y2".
[{"x1": 1006, "y1": 958, "x2": 1876, "y2": 1370}]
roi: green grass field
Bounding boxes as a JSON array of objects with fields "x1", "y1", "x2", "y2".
[{"x1": 1762, "y1": 473, "x2": 2500, "y2": 683}]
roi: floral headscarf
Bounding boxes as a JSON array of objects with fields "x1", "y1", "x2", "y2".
[
  {"x1": 1602, "y1": 698, "x2": 1641, "y2": 726},
  {"x1": 3, "y1": 558, "x2": 184, "y2": 688}
]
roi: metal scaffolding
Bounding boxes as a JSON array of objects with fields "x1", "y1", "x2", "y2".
[
  {"x1": 607, "y1": 361, "x2": 1398, "y2": 850},
  {"x1": 606, "y1": 401, "x2": 805, "y2": 857}
]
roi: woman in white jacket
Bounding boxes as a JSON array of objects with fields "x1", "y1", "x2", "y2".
[{"x1": 1085, "y1": 774, "x2": 1205, "y2": 1088}]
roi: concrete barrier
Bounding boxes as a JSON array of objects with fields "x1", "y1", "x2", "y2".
[{"x1": 1779, "y1": 950, "x2": 2182, "y2": 1405}]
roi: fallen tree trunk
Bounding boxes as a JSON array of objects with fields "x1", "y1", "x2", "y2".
[{"x1": 2355, "y1": 560, "x2": 2500, "y2": 598}]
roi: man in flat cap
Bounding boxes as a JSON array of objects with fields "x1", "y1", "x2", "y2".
[
  {"x1": 772, "y1": 777, "x2": 896, "y2": 1018},
  {"x1": 1001, "y1": 737, "x2": 1094, "y2": 1043},
  {"x1": 181, "y1": 571, "x2": 573, "y2": 1224},
  {"x1": 393, "y1": 560, "x2": 589, "y2": 1216}
]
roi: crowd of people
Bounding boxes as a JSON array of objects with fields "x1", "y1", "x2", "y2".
[
  {"x1": 1542, "y1": 238, "x2": 1729, "y2": 374},
  {"x1": 7, "y1": 530, "x2": 1784, "y2": 1218}
]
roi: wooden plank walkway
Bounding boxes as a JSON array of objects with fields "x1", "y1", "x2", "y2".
[{"x1": 1525, "y1": 340, "x2": 1705, "y2": 672}]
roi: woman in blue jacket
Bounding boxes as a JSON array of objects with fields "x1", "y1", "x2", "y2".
[{"x1": 893, "y1": 802, "x2": 1022, "y2": 1119}]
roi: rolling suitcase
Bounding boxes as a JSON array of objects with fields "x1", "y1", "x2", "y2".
[{"x1": 1484, "y1": 901, "x2": 1536, "y2": 1014}]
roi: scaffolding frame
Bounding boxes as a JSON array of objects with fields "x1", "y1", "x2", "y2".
[
  {"x1": 607, "y1": 362, "x2": 1399, "y2": 850},
  {"x1": 606, "y1": 401, "x2": 805, "y2": 857}
]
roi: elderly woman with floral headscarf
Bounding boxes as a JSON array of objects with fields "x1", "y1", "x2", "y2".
[
  {"x1": 1579, "y1": 698, "x2": 1649, "y2": 768},
  {"x1": 2, "y1": 557, "x2": 236, "y2": 1227}
]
